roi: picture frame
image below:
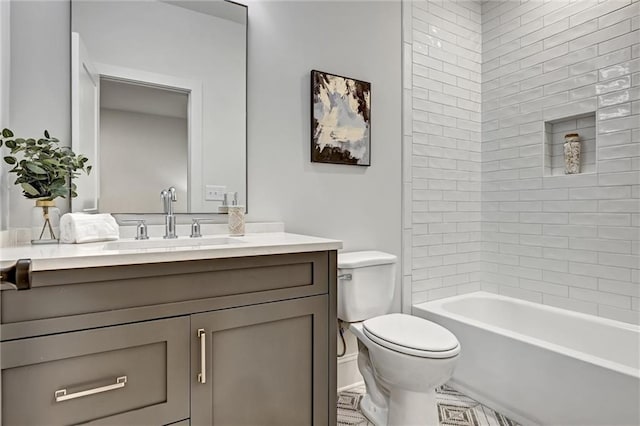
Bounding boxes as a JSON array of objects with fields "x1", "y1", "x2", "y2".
[{"x1": 311, "y1": 70, "x2": 371, "y2": 166}]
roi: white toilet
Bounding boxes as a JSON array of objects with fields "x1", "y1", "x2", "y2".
[{"x1": 338, "y1": 251, "x2": 460, "y2": 426}]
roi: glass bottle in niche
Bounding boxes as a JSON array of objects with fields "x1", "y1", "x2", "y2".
[
  {"x1": 563, "y1": 133, "x2": 581, "y2": 174},
  {"x1": 31, "y1": 200, "x2": 60, "y2": 244}
]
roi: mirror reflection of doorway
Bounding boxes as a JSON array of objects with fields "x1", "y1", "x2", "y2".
[{"x1": 99, "y1": 79, "x2": 189, "y2": 213}]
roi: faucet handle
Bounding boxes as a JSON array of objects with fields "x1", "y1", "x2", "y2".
[
  {"x1": 190, "y1": 218, "x2": 217, "y2": 238},
  {"x1": 121, "y1": 219, "x2": 149, "y2": 240}
]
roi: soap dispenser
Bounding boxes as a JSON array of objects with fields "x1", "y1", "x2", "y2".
[{"x1": 227, "y1": 192, "x2": 244, "y2": 236}]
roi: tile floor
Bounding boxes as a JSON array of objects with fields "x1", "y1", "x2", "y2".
[{"x1": 337, "y1": 384, "x2": 520, "y2": 426}]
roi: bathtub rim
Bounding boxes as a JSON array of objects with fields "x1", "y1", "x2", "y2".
[{"x1": 413, "y1": 291, "x2": 640, "y2": 379}]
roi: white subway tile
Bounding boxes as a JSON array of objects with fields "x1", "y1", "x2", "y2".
[
  {"x1": 598, "y1": 199, "x2": 640, "y2": 212},
  {"x1": 598, "y1": 171, "x2": 640, "y2": 186},
  {"x1": 597, "y1": 2, "x2": 638, "y2": 29},
  {"x1": 571, "y1": 0, "x2": 632, "y2": 27},
  {"x1": 543, "y1": 270, "x2": 598, "y2": 289},
  {"x1": 600, "y1": 278, "x2": 640, "y2": 297},
  {"x1": 569, "y1": 213, "x2": 632, "y2": 226},
  {"x1": 545, "y1": 19, "x2": 599, "y2": 50},
  {"x1": 599, "y1": 226, "x2": 640, "y2": 240},
  {"x1": 570, "y1": 261, "x2": 631, "y2": 281},
  {"x1": 570, "y1": 186, "x2": 631, "y2": 199},
  {"x1": 571, "y1": 287, "x2": 631, "y2": 308},
  {"x1": 598, "y1": 304, "x2": 640, "y2": 324},
  {"x1": 599, "y1": 252, "x2": 640, "y2": 268},
  {"x1": 570, "y1": 20, "x2": 631, "y2": 52},
  {"x1": 500, "y1": 285, "x2": 544, "y2": 303},
  {"x1": 598, "y1": 30, "x2": 640, "y2": 55},
  {"x1": 543, "y1": 294, "x2": 599, "y2": 315},
  {"x1": 521, "y1": 279, "x2": 569, "y2": 297}
]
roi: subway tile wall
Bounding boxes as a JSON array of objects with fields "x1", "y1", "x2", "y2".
[
  {"x1": 481, "y1": 0, "x2": 639, "y2": 324},
  {"x1": 403, "y1": 0, "x2": 640, "y2": 324},
  {"x1": 402, "y1": 0, "x2": 484, "y2": 311}
]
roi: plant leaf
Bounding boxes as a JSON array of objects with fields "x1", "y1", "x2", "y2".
[
  {"x1": 3, "y1": 156, "x2": 16, "y2": 165},
  {"x1": 25, "y1": 162, "x2": 46, "y2": 174},
  {"x1": 44, "y1": 130, "x2": 50, "y2": 138},
  {"x1": 2, "y1": 128, "x2": 13, "y2": 138},
  {"x1": 20, "y1": 182, "x2": 40, "y2": 196}
]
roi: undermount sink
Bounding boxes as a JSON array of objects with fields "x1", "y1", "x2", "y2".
[{"x1": 104, "y1": 236, "x2": 242, "y2": 251}]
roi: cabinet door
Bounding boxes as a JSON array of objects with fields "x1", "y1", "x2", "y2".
[
  {"x1": 191, "y1": 296, "x2": 329, "y2": 426},
  {"x1": 1, "y1": 317, "x2": 190, "y2": 425}
]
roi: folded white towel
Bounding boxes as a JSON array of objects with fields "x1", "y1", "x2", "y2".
[{"x1": 60, "y1": 213, "x2": 120, "y2": 244}]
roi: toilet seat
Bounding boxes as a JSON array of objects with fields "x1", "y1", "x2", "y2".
[{"x1": 363, "y1": 313, "x2": 460, "y2": 359}]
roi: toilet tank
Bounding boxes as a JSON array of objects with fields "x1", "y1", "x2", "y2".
[{"x1": 337, "y1": 251, "x2": 397, "y2": 322}]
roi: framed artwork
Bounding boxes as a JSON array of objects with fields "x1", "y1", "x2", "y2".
[{"x1": 311, "y1": 70, "x2": 371, "y2": 166}]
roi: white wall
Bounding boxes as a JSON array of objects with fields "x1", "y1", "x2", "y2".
[
  {"x1": 403, "y1": 0, "x2": 484, "y2": 310},
  {"x1": 481, "y1": 0, "x2": 640, "y2": 324},
  {"x1": 0, "y1": 1, "x2": 10, "y2": 231},
  {"x1": 6, "y1": 0, "x2": 70, "y2": 227},
  {"x1": 247, "y1": 1, "x2": 402, "y2": 285}
]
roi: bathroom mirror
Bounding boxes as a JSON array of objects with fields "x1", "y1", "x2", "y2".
[{"x1": 71, "y1": 0, "x2": 247, "y2": 214}]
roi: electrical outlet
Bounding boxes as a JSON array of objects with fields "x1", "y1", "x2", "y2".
[{"x1": 205, "y1": 185, "x2": 226, "y2": 201}]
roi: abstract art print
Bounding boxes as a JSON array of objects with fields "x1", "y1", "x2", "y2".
[{"x1": 311, "y1": 70, "x2": 371, "y2": 166}]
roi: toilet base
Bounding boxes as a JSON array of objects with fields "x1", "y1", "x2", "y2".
[
  {"x1": 360, "y1": 393, "x2": 387, "y2": 426},
  {"x1": 388, "y1": 388, "x2": 438, "y2": 426}
]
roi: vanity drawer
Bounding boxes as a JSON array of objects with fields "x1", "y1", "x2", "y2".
[
  {"x1": 2, "y1": 251, "x2": 330, "y2": 326},
  {"x1": 1, "y1": 316, "x2": 189, "y2": 425}
]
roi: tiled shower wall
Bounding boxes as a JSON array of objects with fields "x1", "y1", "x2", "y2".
[
  {"x1": 402, "y1": 0, "x2": 483, "y2": 309},
  {"x1": 403, "y1": 0, "x2": 640, "y2": 324},
  {"x1": 481, "y1": 0, "x2": 639, "y2": 324}
]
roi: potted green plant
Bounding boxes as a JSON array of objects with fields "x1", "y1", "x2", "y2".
[{"x1": 1, "y1": 128, "x2": 91, "y2": 243}]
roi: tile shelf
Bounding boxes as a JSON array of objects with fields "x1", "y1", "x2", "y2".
[{"x1": 543, "y1": 112, "x2": 597, "y2": 177}]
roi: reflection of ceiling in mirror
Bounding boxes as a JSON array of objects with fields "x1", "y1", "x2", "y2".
[
  {"x1": 162, "y1": 1, "x2": 247, "y2": 24},
  {"x1": 100, "y1": 79, "x2": 188, "y2": 119}
]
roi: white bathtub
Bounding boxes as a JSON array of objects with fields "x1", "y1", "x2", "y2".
[{"x1": 413, "y1": 291, "x2": 640, "y2": 426}]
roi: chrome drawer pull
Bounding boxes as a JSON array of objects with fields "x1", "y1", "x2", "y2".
[
  {"x1": 54, "y1": 376, "x2": 127, "y2": 402},
  {"x1": 197, "y1": 328, "x2": 206, "y2": 384}
]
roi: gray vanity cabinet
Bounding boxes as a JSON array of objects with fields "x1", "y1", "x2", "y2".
[
  {"x1": 191, "y1": 295, "x2": 328, "y2": 425},
  {"x1": 0, "y1": 250, "x2": 337, "y2": 426}
]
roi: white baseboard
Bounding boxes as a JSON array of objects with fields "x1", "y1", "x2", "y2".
[
  {"x1": 338, "y1": 381, "x2": 365, "y2": 393},
  {"x1": 337, "y1": 353, "x2": 363, "y2": 392}
]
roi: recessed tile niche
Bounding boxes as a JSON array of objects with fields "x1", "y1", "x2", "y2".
[{"x1": 543, "y1": 112, "x2": 597, "y2": 177}]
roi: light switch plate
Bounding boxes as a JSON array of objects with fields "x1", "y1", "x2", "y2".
[{"x1": 205, "y1": 185, "x2": 226, "y2": 201}]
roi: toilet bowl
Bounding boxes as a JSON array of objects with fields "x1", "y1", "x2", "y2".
[{"x1": 338, "y1": 251, "x2": 460, "y2": 426}]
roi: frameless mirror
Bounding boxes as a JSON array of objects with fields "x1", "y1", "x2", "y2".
[{"x1": 71, "y1": 0, "x2": 247, "y2": 214}]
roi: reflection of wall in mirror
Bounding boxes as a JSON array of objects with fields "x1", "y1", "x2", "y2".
[
  {"x1": 101, "y1": 109, "x2": 188, "y2": 213},
  {"x1": 72, "y1": 0, "x2": 246, "y2": 212}
]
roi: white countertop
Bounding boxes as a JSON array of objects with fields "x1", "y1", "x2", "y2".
[{"x1": 0, "y1": 232, "x2": 342, "y2": 271}]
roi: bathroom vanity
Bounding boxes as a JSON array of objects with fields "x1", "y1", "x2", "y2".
[{"x1": 0, "y1": 232, "x2": 341, "y2": 425}]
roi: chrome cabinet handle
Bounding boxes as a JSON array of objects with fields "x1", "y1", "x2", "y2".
[
  {"x1": 54, "y1": 376, "x2": 127, "y2": 402},
  {"x1": 197, "y1": 328, "x2": 206, "y2": 384}
]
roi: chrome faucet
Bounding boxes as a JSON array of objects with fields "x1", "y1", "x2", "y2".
[{"x1": 161, "y1": 187, "x2": 178, "y2": 239}]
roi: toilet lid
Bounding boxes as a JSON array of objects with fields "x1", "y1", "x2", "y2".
[{"x1": 363, "y1": 313, "x2": 460, "y2": 358}]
